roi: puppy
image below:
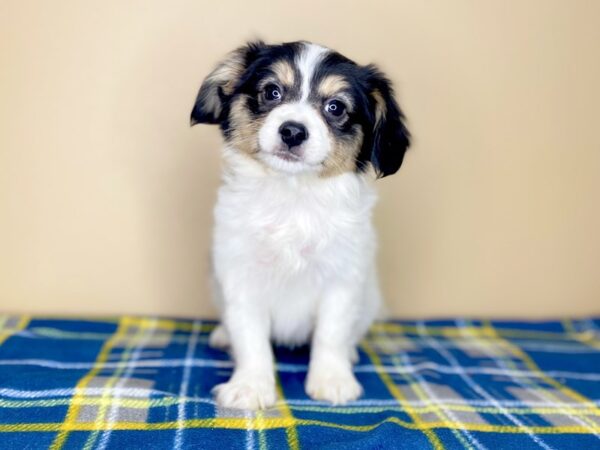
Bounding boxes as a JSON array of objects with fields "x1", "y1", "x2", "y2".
[{"x1": 191, "y1": 41, "x2": 410, "y2": 410}]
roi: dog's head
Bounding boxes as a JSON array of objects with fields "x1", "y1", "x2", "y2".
[{"x1": 191, "y1": 41, "x2": 410, "y2": 178}]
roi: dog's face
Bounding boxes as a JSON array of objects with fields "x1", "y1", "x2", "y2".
[{"x1": 191, "y1": 41, "x2": 410, "y2": 178}]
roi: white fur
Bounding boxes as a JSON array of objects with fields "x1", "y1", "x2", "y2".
[
  {"x1": 211, "y1": 149, "x2": 382, "y2": 409},
  {"x1": 297, "y1": 43, "x2": 328, "y2": 101}
]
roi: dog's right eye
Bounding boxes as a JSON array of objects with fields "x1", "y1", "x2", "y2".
[{"x1": 263, "y1": 84, "x2": 282, "y2": 103}]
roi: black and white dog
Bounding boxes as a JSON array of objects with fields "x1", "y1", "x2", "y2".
[{"x1": 191, "y1": 41, "x2": 410, "y2": 409}]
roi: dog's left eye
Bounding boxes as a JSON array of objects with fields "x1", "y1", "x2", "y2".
[
  {"x1": 324, "y1": 99, "x2": 346, "y2": 117},
  {"x1": 264, "y1": 84, "x2": 282, "y2": 102}
]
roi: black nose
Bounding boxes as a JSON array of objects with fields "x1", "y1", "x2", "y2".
[{"x1": 279, "y1": 121, "x2": 308, "y2": 149}]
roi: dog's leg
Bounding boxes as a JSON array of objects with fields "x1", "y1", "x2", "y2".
[
  {"x1": 305, "y1": 284, "x2": 363, "y2": 404},
  {"x1": 212, "y1": 297, "x2": 276, "y2": 410},
  {"x1": 349, "y1": 346, "x2": 359, "y2": 364},
  {"x1": 208, "y1": 272, "x2": 231, "y2": 350}
]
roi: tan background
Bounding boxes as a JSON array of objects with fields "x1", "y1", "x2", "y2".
[{"x1": 1, "y1": 1, "x2": 599, "y2": 319}]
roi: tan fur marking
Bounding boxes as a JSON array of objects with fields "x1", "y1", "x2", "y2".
[
  {"x1": 320, "y1": 126, "x2": 364, "y2": 177},
  {"x1": 200, "y1": 48, "x2": 247, "y2": 119},
  {"x1": 207, "y1": 49, "x2": 246, "y2": 96},
  {"x1": 318, "y1": 75, "x2": 350, "y2": 98},
  {"x1": 227, "y1": 96, "x2": 264, "y2": 159},
  {"x1": 271, "y1": 60, "x2": 295, "y2": 87},
  {"x1": 372, "y1": 89, "x2": 387, "y2": 126}
]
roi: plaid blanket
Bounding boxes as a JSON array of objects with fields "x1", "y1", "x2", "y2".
[{"x1": 0, "y1": 316, "x2": 599, "y2": 449}]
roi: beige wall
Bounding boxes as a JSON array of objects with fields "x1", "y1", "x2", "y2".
[{"x1": 1, "y1": 1, "x2": 599, "y2": 319}]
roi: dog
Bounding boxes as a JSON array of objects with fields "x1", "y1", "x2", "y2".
[{"x1": 190, "y1": 41, "x2": 410, "y2": 410}]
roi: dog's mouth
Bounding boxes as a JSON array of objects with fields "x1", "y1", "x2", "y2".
[
  {"x1": 273, "y1": 150, "x2": 303, "y2": 162},
  {"x1": 259, "y1": 145, "x2": 323, "y2": 173}
]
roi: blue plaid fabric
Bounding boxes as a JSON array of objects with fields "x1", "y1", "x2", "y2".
[{"x1": 0, "y1": 316, "x2": 599, "y2": 449}]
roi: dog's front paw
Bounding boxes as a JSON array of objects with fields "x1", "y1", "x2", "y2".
[
  {"x1": 305, "y1": 369, "x2": 362, "y2": 405},
  {"x1": 213, "y1": 375, "x2": 276, "y2": 410}
]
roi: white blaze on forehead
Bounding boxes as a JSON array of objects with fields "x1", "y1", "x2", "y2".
[{"x1": 297, "y1": 43, "x2": 329, "y2": 101}]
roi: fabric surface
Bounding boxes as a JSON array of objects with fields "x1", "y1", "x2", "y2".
[{"x1": 0, "y1": 316, "x2": 599, "y2": 449}]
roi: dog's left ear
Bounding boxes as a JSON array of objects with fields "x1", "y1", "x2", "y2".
[
  {"x1": 190, "y1": 41, "x2": 265, "y2": 126},
  {"x1": 363, "y1": 65, "x2": 411, "y2": 178}
]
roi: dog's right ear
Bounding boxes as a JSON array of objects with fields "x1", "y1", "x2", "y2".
[{"x1": 190, "y1": 41, "x2": 265, "y2": 126}]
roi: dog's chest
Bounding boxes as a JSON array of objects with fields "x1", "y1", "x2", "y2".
[
  {"x1": 241, "y1": 188, "x2": 343, "y2": 269},
  {"x1": 215, "y1": 175, "x2": 372, "y2": 276}
]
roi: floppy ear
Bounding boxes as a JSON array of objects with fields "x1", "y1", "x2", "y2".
[
  {"x1": 190, "y1": 41, "x2": 265, "y2": 126},
  {"x1": 364, "y1": 65, "x2": 411, "y2": 178}
]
